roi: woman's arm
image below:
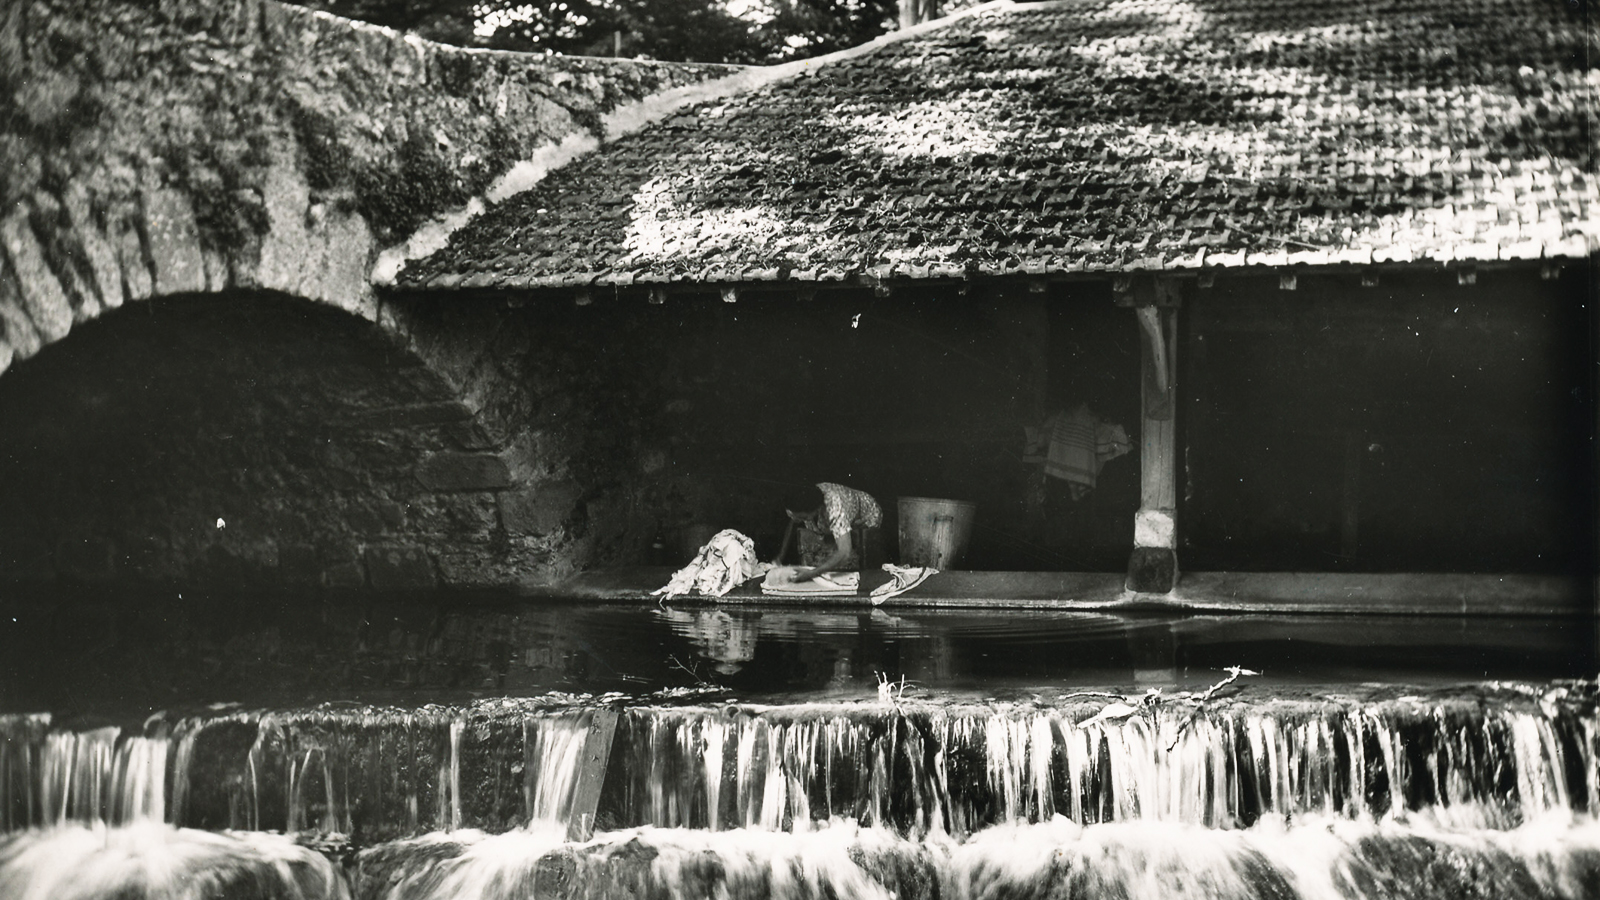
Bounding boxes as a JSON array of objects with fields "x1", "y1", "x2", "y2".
[{"x1": 791, "y1": 530, "x2": 852, "y2": 582}]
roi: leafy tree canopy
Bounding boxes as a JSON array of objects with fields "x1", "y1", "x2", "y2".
[{"x1": 293, "y1": 0, "x2": 906, "y2": 64}]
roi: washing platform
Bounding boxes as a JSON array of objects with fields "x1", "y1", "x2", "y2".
[{"x1": 537, "y1": 566, "x2": 1595, "y2": 616}]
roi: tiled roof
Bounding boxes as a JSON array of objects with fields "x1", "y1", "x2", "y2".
[{"x1": 396, "y1": 0, "x2": 1598, "y2": 291}]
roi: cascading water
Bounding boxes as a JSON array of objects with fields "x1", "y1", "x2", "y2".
[{"x1": 2, "y1": 682, "x2": 1599, "y2": 899}]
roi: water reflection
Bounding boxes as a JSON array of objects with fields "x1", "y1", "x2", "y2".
[
  {"x1": 652, "y1": 604, "x2": 1594, "y2": 698},
  {"x1": 0, "y1": 588, "x2": 1591, "y2": 717},
  {"x1": 657, "y1": 608, "x2": 760, "y2": 675}
]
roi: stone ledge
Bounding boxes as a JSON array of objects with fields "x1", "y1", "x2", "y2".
[{"x1": 522, "y1": 567, "x2": 1594, "y2": 616}]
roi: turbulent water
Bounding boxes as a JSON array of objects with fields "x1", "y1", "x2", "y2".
[{"x1": 2, "y1": 682, "x2": 1599, "y2": 899}]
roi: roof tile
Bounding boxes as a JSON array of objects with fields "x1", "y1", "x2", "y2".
[{"x1": 398, "y1": 0, "x2": 1599, "y2": 291}]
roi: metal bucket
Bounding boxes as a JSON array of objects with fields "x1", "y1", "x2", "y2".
[{"x1": 897, "y1": 497, "x2": 976, "y2": 569}]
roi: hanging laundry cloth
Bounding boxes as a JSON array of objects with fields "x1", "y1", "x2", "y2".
[
  {"x1": 653, "y1": 529, "x2": 769, "y2": 600},
  {"x1": 1034, "y1": 405, "x2": 1132, "y2": 501}
]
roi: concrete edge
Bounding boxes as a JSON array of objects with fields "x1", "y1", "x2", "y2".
[{"x1": 526, "y1": 568, "x2": 1596, "y2": 616}]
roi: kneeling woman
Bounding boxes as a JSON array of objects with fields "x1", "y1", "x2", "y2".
[{"x1": 773, "y1": 482, "x2": 885, "y2": 582}]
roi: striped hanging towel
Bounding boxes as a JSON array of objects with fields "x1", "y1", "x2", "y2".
[{"x1": 1042, "y1": 405, "x2": 1131, "y2": 499}]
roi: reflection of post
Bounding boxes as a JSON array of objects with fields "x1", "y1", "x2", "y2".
[
  {"x1": 928, "y1": 634, "x2": 955, "y2": 684},
  {"x1": 903, "y1": 634, "x2": 956, "y2": 686},
  {"x1": 1125, "y1": 277, "x2": 1181, "y2": 593},
  {"x1": 1126, "y1": 621, "x2": 1177, "y2": 685}
]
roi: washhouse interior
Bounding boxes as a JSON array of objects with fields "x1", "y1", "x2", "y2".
[
  {"x1": 624, "y1": 281, "x2": 1144, "y2": 573},
  {"x1": 0, "y1": 266, "x2": 1590, "y2": 587},
  {"x1": 553, "y1": 265, "x2": 1596, "y2": 576}
]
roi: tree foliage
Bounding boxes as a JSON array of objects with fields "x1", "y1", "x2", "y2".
[{"x1": 294, "y1": 0, "x2": 904, "y2": 64}]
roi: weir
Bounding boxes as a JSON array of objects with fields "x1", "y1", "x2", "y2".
[{"x1": 3, "y1": 683, "x2": 1599, "y2": 899}]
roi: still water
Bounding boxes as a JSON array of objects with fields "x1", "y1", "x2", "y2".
[
  {"x1": 1, "y1": 590, "x2": 1592, "y2": 715},
  {"x1": 1, "y1": 590, "x2": 1597, "y2": 899}
]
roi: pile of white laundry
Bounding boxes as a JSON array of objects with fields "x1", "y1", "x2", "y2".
[
  {"x1": 652, "y1": 529, "x2": 770, "y2": 600},
  {"x1": 654, "y1": 531, "x2": 939, "y2": 604}
]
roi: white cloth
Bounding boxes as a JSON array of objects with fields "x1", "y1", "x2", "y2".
[
  {"x1": 868, "y1": 564, "x2": 938, "y2": 604},
  {"x1": 1031, "y1": 405, "x2": 1132, "y2": 500},
  {"x1": 761, "y1": 567, "x2": 860, "y2": 596},
  {"x1": 653, "y1": 529, "x2": 768, "y2": 599}
]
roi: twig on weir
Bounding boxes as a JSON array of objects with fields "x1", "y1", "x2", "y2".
[
  {"x1": 1167, "y1": 666, "x2": 1260, "y2": 752},
  {"x1": 1060, "y1": 691, "x2": 1125, "y2": 701},
  {"x1": 1200, "y1": 665, "x2": 1259, "y2": 703},
  {"x1": 668, "y1": 655, "x2": 714, "y2": 688}
]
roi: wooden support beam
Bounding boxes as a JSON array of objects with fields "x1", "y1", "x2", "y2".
[
  {"x1": 1134, "y1": 305, "x2": 1170, "y2": 402},
  {"x1": 1127, "y1": 279, "x2": 1180, "y2": 593},
  {"x1": 564, "y1": 709, "x2": 619, "y2": 841}
]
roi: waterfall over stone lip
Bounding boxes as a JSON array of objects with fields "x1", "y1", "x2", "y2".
[
  {"x1": 6, "y1": 812, "x2": 1600, "y2": 900},
  {"x1": 3, "y1": 681, "x2": 1599, "y2": 899},
  {"x1": 5, "y1": 684, "x2": 1599, "y2": 837}
]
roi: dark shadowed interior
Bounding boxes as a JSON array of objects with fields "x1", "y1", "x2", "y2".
[{"x1": 1, "y1": 269, "x2": 1591, "y2": 588}]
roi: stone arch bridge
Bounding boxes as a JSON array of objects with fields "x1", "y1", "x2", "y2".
[{"x1": 0, "y1": 0, "x2": 748, "y2": 591}]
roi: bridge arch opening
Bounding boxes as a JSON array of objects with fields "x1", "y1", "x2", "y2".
[{"x1": 0, "y1": 291, "x2": 476, "y2": 591}]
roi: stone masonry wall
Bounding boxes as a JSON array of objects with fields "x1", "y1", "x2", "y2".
[
  {"x1": 0, "y1": 0, "x2": 736, "y2": 375},
  {"x1": 0, "y1": 0, "x2": 738, "y2": 591},
  {"x1": 0, "y1": 290, "x2": 688, "y2": 592}
]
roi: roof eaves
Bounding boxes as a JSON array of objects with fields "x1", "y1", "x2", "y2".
[{"x1": 375, "y1": 1, "x2": 1019, "y2": 288}]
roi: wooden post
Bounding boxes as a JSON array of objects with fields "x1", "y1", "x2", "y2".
[
  {"x1": 1125, "y1": 277, "x2": 1181, "y2": 593},
  {"x1": 564, "y1": 709, "x2": 618, "y2": 840}
]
